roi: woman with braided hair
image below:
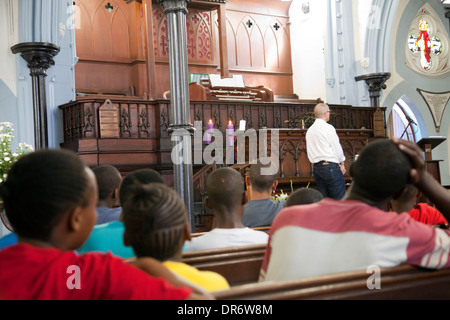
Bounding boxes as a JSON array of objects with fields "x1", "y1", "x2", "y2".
[{"x1": 122, "y1": 182, "x2": 230, "y2": 292}]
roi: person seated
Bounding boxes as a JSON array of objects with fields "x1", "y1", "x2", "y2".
[
  {"x1": 284, "y1": 188, "x2": 324, "y2": 207},
  {"x1": 259, "y1": 139, "x2": 450, "y2": 282},
  {"x1": 122, "y1": 182, "x2": 230, "y2": 292},
  {"x1": 77, "y1": 168, "x2": 165, "y2": 258},
  {"x1": 92, "y1": 165, "x2": 122, "y2": 225},
  {"x1": 0, "y1": 149, "x2": 210, "y2": 299},
  {"x1": 184, "y1": 167, "x2": 269, "y2": 251},
  {"x1": 242, "y1": 161, "x2": 285, "y2": 227},
  {"x1": 390, "y1": 184, "x2": 448, "y2": 227}
]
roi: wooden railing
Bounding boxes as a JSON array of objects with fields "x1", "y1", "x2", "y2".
[
  {"x1": 59, "y1": 97, "x2": 385, "y2": 143},
  {"x1": 58, "y1": 97, "x2": 386, "y2": 205}
]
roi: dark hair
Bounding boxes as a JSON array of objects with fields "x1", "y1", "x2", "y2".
[
  {"x1": 122, "y1": 183, "x2": 187, "y2": 260},
  {"x1": 92, "y1": 165, "x2": 121, "y2": 200},
  {"x1": 206, "y1": 167, "x2": 244, "y2": 211},
  {"x1": 248, "y1": 161, "x2": 278, "y2": 193},
  {"x1": 119, "y1": 169, "x2": 164, "y2": 205},
  {"x1": 349, "y1": 139, "x2": 413, "y2": 202},
  {"x1": 285, "y1": 188, "x2": 323, "y2": 207},
  {"x1": 0, "y1": 149, "x2": 92, "y2": 241}
]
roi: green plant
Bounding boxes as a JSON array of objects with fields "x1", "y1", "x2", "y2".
[
  {"x1": 0, "y1": 122, "x2": 33, "y2": 183},
  {"x1": 271, "y1": 179, "x2": 295, "y2": 202}
]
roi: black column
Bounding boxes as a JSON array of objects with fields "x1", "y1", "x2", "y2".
[{"x1": 11, "y1": 42, "x2": 60, "y2": 150}]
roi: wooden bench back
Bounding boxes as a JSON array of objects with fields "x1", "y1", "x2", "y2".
[
  {"x1": 213, "y1": 265, "x2": 450, "y2": 300},
  {"x1": 181, "y1": 243, "x2": 267, "y2": 286}
]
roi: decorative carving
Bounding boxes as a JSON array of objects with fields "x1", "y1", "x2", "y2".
[
  {"x1": 160, "y1": 107, "x2": 169, "y2": 131},
  {"x1": 83, "y1": 106, "x2": 94, "y2": 137},
  {"x1": 417, "y1": 88, "x2": 450, "y2": 132},
  {"x1": 120, "y1": 106, "x2": 132, "y2": 137},
  {"x1": 138, "y1": 106, "x2": 150, "y2": 137},
  {"x1": 355, "y1": 72, "x2": 391, "y2": 108}
]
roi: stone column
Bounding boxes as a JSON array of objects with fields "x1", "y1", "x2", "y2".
[
  {"x1": 355, "y1": 72, "x2": 391, "y2": 108},
  {"x1": 159, "y1": 0, "x2": 195, "y2": 231},
  {"x1": 11, "y1": 42, "x2": 60, "y2": 149}
]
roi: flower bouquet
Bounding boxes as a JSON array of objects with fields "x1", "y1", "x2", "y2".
[{"x1": 0, "y1": 122, "x2": 34, "y2": 183}]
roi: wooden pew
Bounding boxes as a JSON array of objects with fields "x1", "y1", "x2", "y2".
[
  {"x1": 181, "y1": 244, "x2": 267, "y2": 286},
  {"x1": 213, "y1": 265, "x2": 450, "y2": 300},
  {"x1": 190, "y1": 226, "x2": 270, "y2": 237}
]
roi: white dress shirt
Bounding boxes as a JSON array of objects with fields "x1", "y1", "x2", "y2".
[{"x1": 305, "y1": 119, "x2": 345, "y2": 164}]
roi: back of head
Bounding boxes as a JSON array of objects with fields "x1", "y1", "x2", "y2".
[
  {"x1": 119, "y1": 168, "x2": 164, "y2": 205},
  {"x1": 92, "y1": 165, "x2": 121, "y2": 200},
  {"x1": 285, "y1": 188, "x2": 324, "y2": 207},
  {"x1": 314, "y1": 103, "x2": 329, "y2": 119},
  {"x1": 248, "y1": 161, "x2": 278, "y2": 193},
  {"x1": 349, "y1": 139, "x2": 412, "y2": 202},
  {"x1": 206, "y1": 167, "x2": 244, "y2": 211},
  {"x1": 122, "y1": 183, "x2": 187, "y2": 260},
  {"x1": 0, "y1": 149, "x2": 91, "y2": 241}
]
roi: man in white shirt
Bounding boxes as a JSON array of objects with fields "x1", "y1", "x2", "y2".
[{"x1": 305, "y1": 103, "x2": 346, "y2": 199}]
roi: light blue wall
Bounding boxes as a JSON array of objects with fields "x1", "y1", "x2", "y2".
[
  {"x1": 382, "y1": 0, "x2": 450, "y2": 186},
  {"x1": 9, "y1": 0, "x2": 76, "y2": 149},
  {"x1": 324, "y1": 0, "x2": 360, "y2": 106}
]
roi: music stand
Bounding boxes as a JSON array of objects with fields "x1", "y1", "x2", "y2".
[{"x1": 416, "y1": 137, "x2": 446, "y2": 184}]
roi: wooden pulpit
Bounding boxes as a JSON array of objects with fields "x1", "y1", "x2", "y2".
[{"x1": 417, "y1": 137, "x2": 446, "y2": 184}]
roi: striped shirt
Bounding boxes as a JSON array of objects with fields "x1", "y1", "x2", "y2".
[{"x1": 260, "y1": 198, "x2": 450, "y2": 281}]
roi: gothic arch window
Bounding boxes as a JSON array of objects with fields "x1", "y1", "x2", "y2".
[
  {"x1": 405, "y1": 4, "x2": 450, "y2": 76},
  {"x1": 387, "y1": 96, "x2": 423, "y2": 142}
]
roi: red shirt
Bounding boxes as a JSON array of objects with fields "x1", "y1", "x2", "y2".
[
  {"x1": 0, "y1": 244, "x2": 191, "y2": 300},
  {"x1": 408, "y1": 203, "x2": 448, "y2": 226}
]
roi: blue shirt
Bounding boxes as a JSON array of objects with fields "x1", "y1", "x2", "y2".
[
  {"x1": 96, "y1": 206, "x2": 122, "y2": 225},
  {"x1": 77, "y1": 221, "x2": 135, "y2": 258},
  {"x1": 242, "y1": 198, "x2": 285, "y2": 227},
  {"x1": 0, "y1": 232, "x2": 17, "y2": 250}
]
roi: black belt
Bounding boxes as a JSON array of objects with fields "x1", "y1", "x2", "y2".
[{"x1": 314, "y1": 161, "x2": 337, "y2": 166}]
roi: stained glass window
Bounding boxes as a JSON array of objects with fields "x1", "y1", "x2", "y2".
[
  {"x1": 408, "y1": 17, "x2": 442, "y2": 71},
  {"x1": 405, "y1": 5, "x2": 448, "y2": 75}
]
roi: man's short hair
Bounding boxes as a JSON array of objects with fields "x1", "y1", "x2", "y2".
[
  {"x1": 248, "y1": 161, "x2": 278, "y2": 193},
  {"x1": 92, "y1": 165, "x2": 122, "y2": 200},
  {"x1": 285, "y1": 188, "x2": 324, "y2": 207},
  {"x1": 349, "y1": 139, "x2": 412, "y2": 202},
  {"x1": 206, "y1": 167, "x2": 244, "y2": 211}
]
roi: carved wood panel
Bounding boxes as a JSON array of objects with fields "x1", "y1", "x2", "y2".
[{"x1": 152, "y1": 5, "x2": 216, "y2": 65}]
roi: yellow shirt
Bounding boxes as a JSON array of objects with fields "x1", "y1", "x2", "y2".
[{"x1": 163, "y1": 260, "x2": 230, "y2": 292}]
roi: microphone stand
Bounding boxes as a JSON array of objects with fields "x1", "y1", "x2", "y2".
[{"x1": 400, "y1": 119, "x2": 414, "y2": 139}]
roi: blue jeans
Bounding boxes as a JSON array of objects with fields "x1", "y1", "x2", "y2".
[{"x1": 312, "y1": 162, "x2": 346, "y2": 200}]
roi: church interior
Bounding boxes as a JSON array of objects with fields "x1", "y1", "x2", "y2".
[
  {"x1": 0, "y1": 0, "x2": 450, "y2": 301},
  {"x1": 0, "y1": 0, "x2": 449, "y2": 233}
]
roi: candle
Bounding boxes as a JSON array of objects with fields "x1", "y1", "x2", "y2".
[
  {"x1": 227, "y1": 120, "x2": 234, "y2": 147},
  {"x1": 205, "y1": 119, "x2": 213, "y2": 144},
  {"x1": 239, "y1": 120, "x2": 246, "y2": 131},
  {"x1": 208, "y1": 119, "x2": 213, "y2": 131}
]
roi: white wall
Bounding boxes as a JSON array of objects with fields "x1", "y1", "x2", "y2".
[
  {"x1": 0, "y1": 0, "x2": 19, "y2": 128},
  {"x1": 289, "y1": 0, "x2": 327, "y2": 101}
]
